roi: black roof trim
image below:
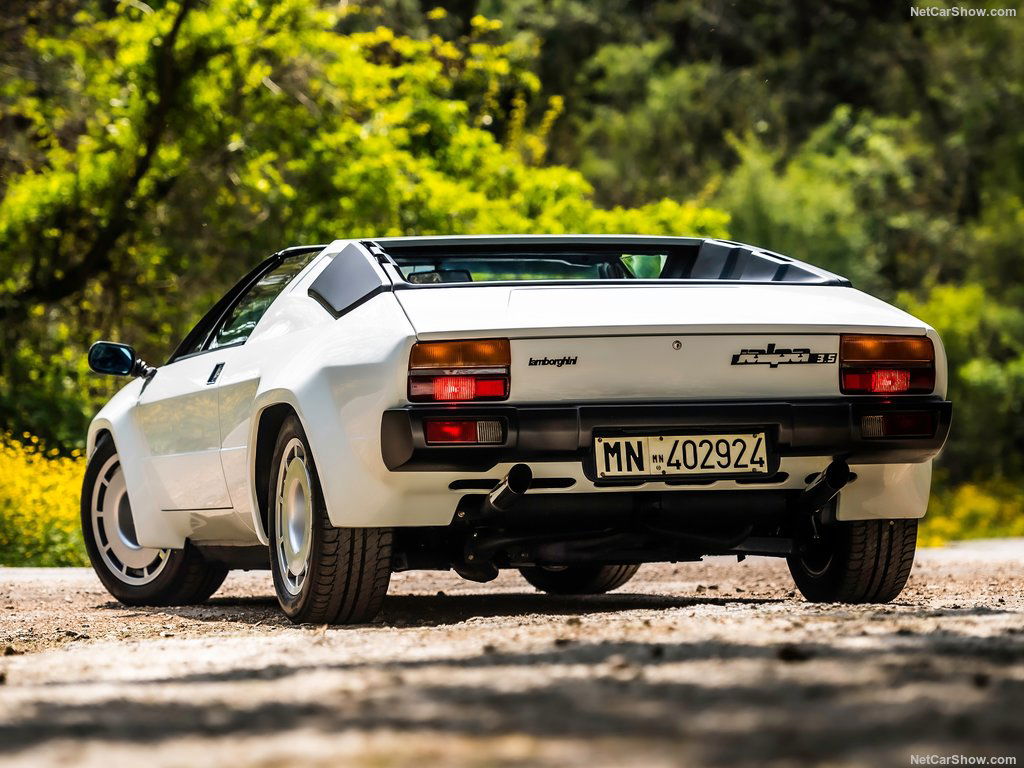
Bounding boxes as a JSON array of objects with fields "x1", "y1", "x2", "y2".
[{"x1": 366, "y1": 235, "x2": 851, "y2": 287}]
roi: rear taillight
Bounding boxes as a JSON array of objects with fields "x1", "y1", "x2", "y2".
[
  {"x1": 840, "y1": 335, "x2": 935, "y2": 395},
  {"x1": 409, "y1": 339, "x2": 510, "y2": 402}
]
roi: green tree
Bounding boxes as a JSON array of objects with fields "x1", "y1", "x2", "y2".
[{"x1": 0, "y1": 0, "x2": 727, "y2": 447}]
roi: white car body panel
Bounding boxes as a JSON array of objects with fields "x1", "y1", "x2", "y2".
[
  {"x1": 87, "y1": 237, "x2": 948, "y2": 552},
  {"x1": 396, "y1": 284, "x2": 927, "y2": 339}
]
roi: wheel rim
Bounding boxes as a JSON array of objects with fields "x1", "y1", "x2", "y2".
[
  {"x1": 275, "y1": 437, "x2": 313, "y2": 596},
  {"x1": 799, "y1": 530, "x2": 835, "y2": 577},
  {"x1": 91, "y1": 454, "x2": 170, "y2": 585}
]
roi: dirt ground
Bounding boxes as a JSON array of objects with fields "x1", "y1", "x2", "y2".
[{"x1": 1, "y1": 542, "x2": 1022, "y2": 768}]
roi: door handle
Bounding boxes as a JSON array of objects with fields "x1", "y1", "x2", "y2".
[{"x1": 207, "y1": 362, "x2": 225, "y2": 385}]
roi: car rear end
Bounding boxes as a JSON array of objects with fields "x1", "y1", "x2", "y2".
[{"x1": 366, "y1": 237, "x2": 951, "y2": 601}]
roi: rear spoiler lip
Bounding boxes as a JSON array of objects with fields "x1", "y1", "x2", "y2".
[{"x1": 410, "y1": 325, "x2": 929, "y2": 342}]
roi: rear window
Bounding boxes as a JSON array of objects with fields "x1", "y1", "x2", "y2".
[
  {"x1": 395, "y1": 253, "x2": 667, "y2": 283},
  {"x1": 377, "y1": 239, "x2": 846, "y2": 286}
]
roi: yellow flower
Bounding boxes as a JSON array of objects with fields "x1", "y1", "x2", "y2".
[{"x1": 0, "y1": 433, "x2": 88, "y2": 566}]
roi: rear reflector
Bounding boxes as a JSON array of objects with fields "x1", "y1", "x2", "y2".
[
  {"x1": 425, "y1": 419, "x2": 503, "y2": 444},
  {"x1": 860, "y1": 412, "x2": 935, "y2": 438},
  {"x1": 840, "y1": 335, "x2": 935, "y2": 395}
]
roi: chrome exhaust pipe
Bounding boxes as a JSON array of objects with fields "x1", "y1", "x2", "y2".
[
  {"x1": 484, "y1": 463, "x2": 533, "y2": 515},
  {"x1": 798, "y1": 459, "x2": 851, "y2": 515}
]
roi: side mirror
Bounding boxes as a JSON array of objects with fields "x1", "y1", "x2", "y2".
[{"x1": 88, "y1": 341, "x2": 155, "y2": 378}]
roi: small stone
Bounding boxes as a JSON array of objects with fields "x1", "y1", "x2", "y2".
[
  {"x1": 2, "y1": 646, "x2": 20, "y2": 657},
  {"x1": 482, "y1": 643, "x2": 497, "y2": 654},
  {"x1": 607, "y1": 654, "x2": 631, "y2": 670},
  {"x1": 649, "y1": 645, "x2": 665, "y2": 660},
  {"x1": 896, "y1": 627, "x2": 915, "y2": 636},
  {"x1": 695, "y1": 585, "x2": 706, "y2": 594},
  {"x1": 553, "y1": 637, "x2": 574, "y2": 647},
  {"x1": 786, "y1": 591, "x2": 796, "y2": 598},
  {"x1": 0, "y1": 671, "x2": 6, "y2": 684},
  {"x1": 436, "y1": 591, "x2": 446, "y2": 597},
  {"x1": 973, "y1": 672, "x2": 991, "y2": 688},
  {"x1": 777, "y1": 644, "x2": 814, "y2": 662},
  {"x1": 565, "y1": 617, "x2": 581, "y2": 626}
]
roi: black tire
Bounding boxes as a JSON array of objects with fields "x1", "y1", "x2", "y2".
[
  {"x1": 788, "y1": 519, "x2": 918, "y2": 603},
  {"x1": 519, "y1": 564, "x2": 640, "y2": 595},
  {"x1": 81, "y1": 435, "x2": 229, "y2": 606},
  {"x1": 267, "y1": 414, "x2": 392, "y2": 624}
]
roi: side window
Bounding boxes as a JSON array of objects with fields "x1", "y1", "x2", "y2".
[{"x1": 208, "y1": 252, "x2": 318, "y2": 350}]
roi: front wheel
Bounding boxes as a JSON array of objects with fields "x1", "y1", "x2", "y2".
[
  {"x1": 519, "y1": 564, "x2": 640, "y2": 595},
  {"x1": 81, "y1": 435, "x2": 228, "y2": 606},
  {"x1": 788, "y1": 519, "x2": 918, "y2": 603},
  {"x1": 267, "y1": 415, "x2": 392, "y2": 624}
]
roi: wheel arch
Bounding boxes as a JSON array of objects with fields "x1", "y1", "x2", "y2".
[
  {"x1": 249, "y1": 398, "x2": 304, "y2": 544},
  {"x1": 87, "y1": 420, "x2": 115, "y2": 459}
]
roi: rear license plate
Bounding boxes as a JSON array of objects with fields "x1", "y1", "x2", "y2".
[{"x1": 595, "y1": 432, "x2": 770, "y2": 478}]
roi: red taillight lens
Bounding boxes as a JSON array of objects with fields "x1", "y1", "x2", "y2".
[
  {"x1": 409, "y1": 339, "x2": 510, "y2": 402},
  {"x1": 842, "y1": 368, "x2": 912, "y2": 394},
  {"x1": 433, "y1": 376, "x2": 477, "y2": 401},
  {"x1": 425, "y1": 419, "x2": 478, "y2": 443},
  {"x1": 840, "y1": 335, "x2": 935, "y2": 395},
  {"x1": 424, "y1": 419, "x2": 504, "y2": 444}
]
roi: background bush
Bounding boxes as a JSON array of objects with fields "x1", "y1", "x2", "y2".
[
  {"x1": 0, "y1": 435, "x2": 86, "y2": 566},
  {"x1": 1, "y1": 0, "x2": 1021, "y2": 560}
]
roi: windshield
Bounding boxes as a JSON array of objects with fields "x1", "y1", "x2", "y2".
[{"x1": 395, "y1": 253, "x2": 667, "y2": 283}]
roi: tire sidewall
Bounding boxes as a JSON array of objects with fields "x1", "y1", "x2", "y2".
[{"x1": 267, "y1": 415, "x2": 328, "y2": 621}]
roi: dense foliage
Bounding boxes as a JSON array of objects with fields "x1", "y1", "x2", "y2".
[{"x1": 1, "y1": 0, "x2": 1021, "y2": 553}]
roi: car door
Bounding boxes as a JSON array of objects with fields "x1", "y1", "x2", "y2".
[
  {"x1": 209, "y1": 249, "x2": 324, "y2": 519},
  {"x1": 133, "y1": 254, "x2": 297, "y2": 512},
  {"x1": 135, "y1": 351, "x2": 235, "y2": 511}
]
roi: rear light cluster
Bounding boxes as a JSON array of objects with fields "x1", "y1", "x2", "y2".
[
  {"x1": 409, "y1": 339, "x2": 510, "y2": 402},
  {"x1": 840, "y1": 335, "x2": 935, "y2": 395}
]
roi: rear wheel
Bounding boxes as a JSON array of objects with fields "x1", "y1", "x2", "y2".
[
  {"x1": 268, "y1": 415, "x2": 392, "y2": 624},
  {"x1": 81, "y1": 435, "x2": 228, "y2": 606},
  {"x1": 519, "y1": 564, "x2": 640, "y2": 595},
  {"x1": 788, "y1": 519, "x2": 918, "y2": 603}
]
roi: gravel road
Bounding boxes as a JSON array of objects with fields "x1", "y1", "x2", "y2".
[{"x1": 1, "y1": 542, "x2": 1022, "y2": 767}]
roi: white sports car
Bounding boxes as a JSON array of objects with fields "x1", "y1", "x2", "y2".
[{"x1": 84, "y1": 236, "x2": 951, "y2": 623}]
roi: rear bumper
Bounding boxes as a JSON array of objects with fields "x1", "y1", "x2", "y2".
[{"x1": 381, "y1": 397, "x2": 952, "y2": 476}]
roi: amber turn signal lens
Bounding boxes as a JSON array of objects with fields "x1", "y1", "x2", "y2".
[
  {"x1": 840, "y1": 335, "x2": 934, "y2": 364},
  {"x1": 410, "y1": 339, "x2": 511, "y2": 369}
]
